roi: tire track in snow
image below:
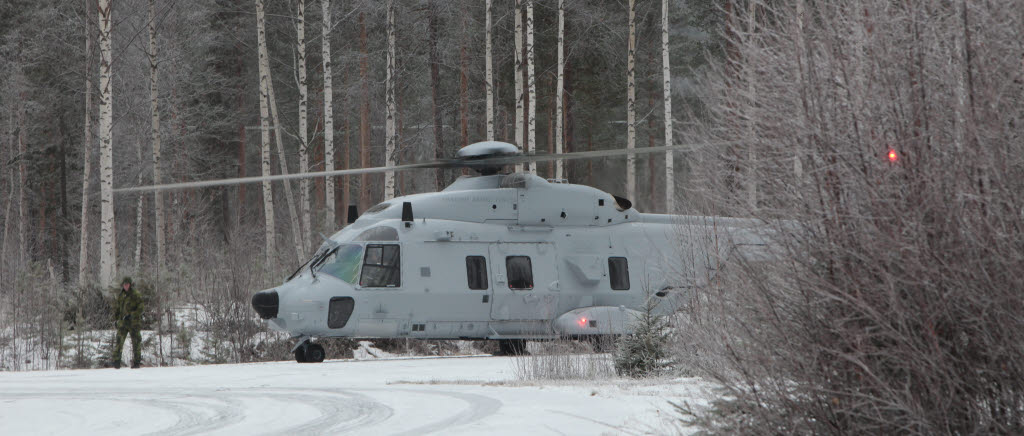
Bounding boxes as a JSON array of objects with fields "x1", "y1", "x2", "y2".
[{"x1": 389, "y1": 389, "x2": 503, "y2": 435}]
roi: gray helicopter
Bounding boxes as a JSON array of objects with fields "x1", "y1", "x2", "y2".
[{"x1": 119, "y1": 141, "x2": 769, "y2": 362}]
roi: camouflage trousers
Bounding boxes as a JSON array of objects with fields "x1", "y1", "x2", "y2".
[{"x1": 113, "y1": 326, "x2": 142, "y2": 366}]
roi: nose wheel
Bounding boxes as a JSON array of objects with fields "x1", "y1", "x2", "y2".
[{"x1": 294, "y1": 340, "x2": 326, "y2": 363}]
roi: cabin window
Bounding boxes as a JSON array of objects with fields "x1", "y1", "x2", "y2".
[
  {"x1": 466, "y1": 256, "x2": 488, "y2": 290},
  {"x1": 327, "y1": 297, "x2": 355, "y2": 329},
  {"x1": 609, "y1": 257, "x2": 630, "y2": 290},
  {"x1": 314, "y1": 244, "x2": 363, "y2": 284},
  {"x1": 360, "y1": 244, "x2": 401, "y2": 287},
  {"x1": 506, "y1": 256, "x2": 534, "y2": 290}
]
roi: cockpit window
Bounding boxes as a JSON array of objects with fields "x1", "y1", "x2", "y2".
[
  {"x1": 355, "y1": 226, "x2": 398, "y2": 241},
  {"x1": 364, "y1": 202, "x2": 391, "y2": 214},
  {"x1": 360, "y1": 244, "x2": 401, "y2": 287},
  {"x1": 314, "y1": 244, "x2": 363, "y2": 284}
]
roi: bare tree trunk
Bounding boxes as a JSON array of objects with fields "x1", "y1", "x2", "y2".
[
  {"x1": 626, "y1": 0, "x2": 636, "y2": 202},
  {"x1": 745, "y1": 0, "x2": 757, "y2": 211},
  {"x1": 342, "y1": 68, "x2": 351, "y2": 223},
  {"x1": 514, "y1": 0, "x2": 524, "y2": 172},
  {"x1": 297, "y1": 0, "x2": 310, "y2": 250},
  {"x1": 459, "y1": 19, "x2": 469, "y2": 150},
  {"x1": 79, "y1": 0, "x2": 93, "y2": 285},
  {"x1": 98, "y1": 0, "x2": 117, "y2": 285},
  {"x1": 17, "y1": 97, "x2": 26, "y2": 267},
  {"x1": 661, "y1": 0, "x2": 674, "y2": 212},
  {"x1": 149, "y1": 0, "x2": 164, "y2": 276},
  {"x1": 555, "y1": 0, "x2": 564, "y2": 179},
  {"x1": 384, "y1": 0, "x2": 397, "y2": 200},
  {"x1": 485, "y1": 0, "x2": 494, "y2": 142},
  {"x1": 256, "y1": 0, "x2": 276, "y2": 264},
  {"x1": 358, "y1": 12, "x2": 370, "y2": 211},
  {"x1": 267, "y1": 73, "x2": 305, "y2": 262},
  {"x1": 323, "y1": 0, "x2": 336, "y2": 229},
  {"x1": 428, "y1": 1, "x2": 443, "y2": 189},
  {"x1": 134, "y1": 140, "x2": 144, "y2": 271},
  {"x1": 525, "y1": 0, "x2": 536, "y2": 175}
]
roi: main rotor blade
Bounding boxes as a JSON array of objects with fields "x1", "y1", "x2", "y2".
[
  {"x1": 115, "y1": 142, "x2": 728, "y2": 194},
  {"x1": 113, "y1": 159, "x2": 460, "y2": 193}
]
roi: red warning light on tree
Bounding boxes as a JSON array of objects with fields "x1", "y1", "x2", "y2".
[{"x1": 887, "y1": 149, "x2": 898, "y2": 162}]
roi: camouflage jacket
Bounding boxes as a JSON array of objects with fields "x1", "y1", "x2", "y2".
[{"x1": 113, "y1": 287, "x2": 144, "y2": 329}]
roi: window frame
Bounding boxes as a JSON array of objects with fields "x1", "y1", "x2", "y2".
[
  {"x1": 466, "y1": 256, "x2": 489, "y2": 290},
  {"x1": 608, "y1": 256, "x2": 630, "y2": 290},
  {"x1": 505, "y1": 255, "x2": 534, "y2": 290},
  {"x1": 359, "y1": 243, "x2": 402, "y2": 288}
]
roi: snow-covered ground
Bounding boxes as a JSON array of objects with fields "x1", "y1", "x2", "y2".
[{"x1": 0, "y1": 354, "x2": 716, "y2": 435}]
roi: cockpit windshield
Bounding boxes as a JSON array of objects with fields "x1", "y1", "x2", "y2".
[{"x1": 313, "y1": 243, "x2": 363, "y2": 284}]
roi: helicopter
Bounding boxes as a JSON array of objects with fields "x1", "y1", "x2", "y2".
[{"x1": 118, "y1": 140, "x2": 769, "y2": 362}]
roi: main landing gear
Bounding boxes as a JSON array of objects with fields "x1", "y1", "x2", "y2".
[{"x1": 293, "y1": 339, "x2": 325, "y2": 363}]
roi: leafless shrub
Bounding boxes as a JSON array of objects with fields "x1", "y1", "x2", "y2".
[
  {"x1": 512, "y1": 340, "x2": 614, "y2": 381},
  {"x1": 679, "y1": 1, "x2": 1024, "y2": 433}
]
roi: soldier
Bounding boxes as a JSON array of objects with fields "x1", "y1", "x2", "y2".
[{"x1": 112, "y1": 277, "x2": 144, "y2": 369}]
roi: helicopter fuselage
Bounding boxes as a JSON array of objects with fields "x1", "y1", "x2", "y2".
[{"x1": 252, "y1": 173, "x2": 765, "y2": 346}]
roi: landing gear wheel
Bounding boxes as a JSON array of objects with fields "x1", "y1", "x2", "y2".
[
  {"x1": 497, "y1": 339, "x2": 528, "y2": 356},
  {"x1": 305, "y1": 343, "x2": 326, "y2": 363},
  {"x1": 294, "y1": 347, "x2": 308, "y2": 363}
]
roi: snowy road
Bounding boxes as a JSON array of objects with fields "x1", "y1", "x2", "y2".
[{"x1": 0, "y1": 356, "x2": 712, "y2": 435}]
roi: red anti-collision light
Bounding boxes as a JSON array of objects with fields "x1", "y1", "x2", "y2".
[
  {"x1": 888, "y1": 149, "x2": 898, "y2": 162},
  {"x1": 577, "y1": 317, "x2": 588, "y2": 327}
]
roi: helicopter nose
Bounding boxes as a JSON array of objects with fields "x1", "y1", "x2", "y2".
[{"x1": 251, "y1": 289, "x2": 279, "y2": 319}]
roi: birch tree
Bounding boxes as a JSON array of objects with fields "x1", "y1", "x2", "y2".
[
  {"x1": 661, "y1": 0, "x2": 674, "y2": 212},
  {"x1": 485, "y1": 0, "x2": 494, "y2": 141},
  {"x1": 297, "y1": 0, "x2": 311, "y2": 250},
  {"x1": 267, "y1": 73, "x2": 305, "y2": 262},
  {"x1": 625, "y1": 0, "x2": 636, "y2": 202},
  {"x1": 323, "y1": 0, "x2": 335, "y2": 228},
  {"x1": 525, "y1": 0, "x2": 536, "y2": 175},
  {"x1": 97, "y1": 0, "x2": 117, "y2": 285},
  {"x1": 383, "y1": 0, "x2": 396, "y2": 200},
  {"x1": 133, "y1": 140, "x2": 144, "y2": 271},
  {"x1": 78, "y1": 0, "x2": 93, "y2": 285},
  {"x1": 554, "y1": 0, "x2": 564, "y2": 179},
  {"x1": 514, "y1": 0, "x2": 524, "y2": 172},
  {"x1": 745, "y1": 0, "x2": 757, "y2": 211},
  {"x1": 149, "y1": 0, "x2": 164, "y2": 275},
  {"x1": 256, "y1": 0, "x2": 276, "y2": 264}
]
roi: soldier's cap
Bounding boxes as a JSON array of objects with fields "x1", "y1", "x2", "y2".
[{"x1": 121, "y1": 277, "x2": 133, "y2": 285}]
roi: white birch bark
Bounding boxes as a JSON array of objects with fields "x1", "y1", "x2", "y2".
[
  {"x1": 267, "y1": 73, "x2": 305, "y2": 262},
  {"x1": 17, "y1": 99, "x2": 26, "y2": 267},
  {"x1": 322, "y1": 0, "x2": 335, "y2": 228},
  {"x1": 256, "y1": 0, "x2": 276, "y2": 264},
  {"x1": 79, "y1": 0, "x2": 93, "y2": 285},
  {"x1": 297, "y1": 0, "x2": 311, "y2": 252},
  {"x1": 526, "y1": 0, "x2": 536, "y2": 175},
  {"x1": 793, "y1": 0, "x2": 804, "y2": 180},
  {"x1": 514, "y1": 0, "x2": 524, "y2": 172},
  {"x1": 485, "y1": 0, "x2": 494, "y2": 141},
  {"x1": 555, "y1": 0, "x2": 564, "y2": 180},
  {"x1": 626, "y1": 0, "x2": 636, "y2": 202},
  {"x1": 134, "y1": 140, "x2": 144, "y2": 271},
  {"x1": 98, "y1": 0, "x2": 117, "y2": 285},
  {"x1": 384, "y1": 0, "x2": 396, "y2": 200},
  {"x1": 745, "y1": 0, "x2": 757, "y2": 211},
  {"x1": 149, "y1": 0, "x2": 164, "y2": 275},
  {"x1": 661, "y1": 0, "x2": 674, "y2": 212}
]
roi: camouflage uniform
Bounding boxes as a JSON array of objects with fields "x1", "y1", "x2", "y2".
[{"x1": 112, "y1": 277, "x2": 144, "y2": 368}]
